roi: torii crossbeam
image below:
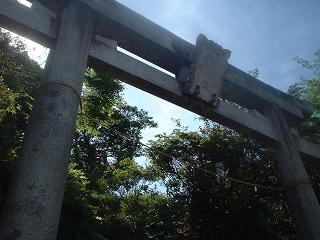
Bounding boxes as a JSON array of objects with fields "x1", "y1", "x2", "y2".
[{"x1": 0, "y1": 1, "x2": 319, "y2": 239}]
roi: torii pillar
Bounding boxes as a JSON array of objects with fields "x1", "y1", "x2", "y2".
[
  {"x1": 0, "y1": 1, "x2": 94, "y2": 239},
  {"x1": 265, "y1": 105, "x2": 320, "y2": 240}
]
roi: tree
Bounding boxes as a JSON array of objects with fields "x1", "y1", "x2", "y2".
[
  {"x1": 288, "y1": 50, "x2": 320, "y2": 144},
  {"x1": 0, "y1": 30, "x2": 162, "y2": 240},
  {"x1": 288, "y1": 49, "x2": 320, "y2": 204},
  {"x1": 146, "y1": 121, "x2": 295, "y2": 240},
  {"x1": 58, "y1": 64, "x2": 158, "y2": 239},
  {"x1": 4, "y1": 29, "x2": 317, "y2": 240},
  {"x1": 0, "y1": 29, "x2": 42, "y2": 207}
]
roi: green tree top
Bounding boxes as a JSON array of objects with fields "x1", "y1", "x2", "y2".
[{"x1": 288, "y1": 49, "x2": 320, "y2": 144}]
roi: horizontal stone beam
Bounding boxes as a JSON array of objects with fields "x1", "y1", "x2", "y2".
[
  {"x1": 1, "y1": 1, "x2": 319, "y2": 160},
  {"x1": 34, "y1": 0, "x2": 314, "y2": 124},
  {"x1": 90, "y1": 39, "x2": 276, "y2": 140},
  {"x1": 222, "y1": 66, "x2": 312, "y2": 125},
  {"x1": 0, "y1": 0, "x2": 57, "y2": 47},
  {"x1": 295, "y1": 137, "x2": 320, "y2": 161},
  {"x1": 89, "y1": 40, "x2": 320, "y2": 160}
]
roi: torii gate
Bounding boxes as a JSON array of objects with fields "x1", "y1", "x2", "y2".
[{"x1": 0, "y1": 1, "x2": 319, "y2": 239}]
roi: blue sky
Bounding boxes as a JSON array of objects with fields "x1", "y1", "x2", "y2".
[{"x1": 16, "y1": 0, "x2": 320, "y2": 142}]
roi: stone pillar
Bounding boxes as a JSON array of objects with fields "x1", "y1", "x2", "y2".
[
  {"x1": 0, "y1": 1, "x2": 94, "y2": 239},
  {"x1": 266, "y1": 104, "x2": 320, "y2": 240}
]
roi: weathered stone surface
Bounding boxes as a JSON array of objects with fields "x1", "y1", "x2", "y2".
[
  {"x1": 1, "y1": 2, "x2": 318, "y2": 159},
  {"x1": 1, "y1": 0, "x2": 313, "y2": 123},
  {"x1": 265, "y1": 105, "x2": 320, "y2": 240},
  {"x1": 0, "y1": 2, "x2": 94, "y2": 239},
  {"x1": 1, "y1": 2, "x2": 320, "y2": 240},
  {"x1": 182, "y1": 34, "x2": 231, "y2": 105}
]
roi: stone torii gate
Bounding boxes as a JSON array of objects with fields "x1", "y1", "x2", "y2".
[{"x1": 0, "y1": 0, "x2": 320, "y2": 239}]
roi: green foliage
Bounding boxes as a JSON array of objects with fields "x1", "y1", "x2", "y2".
[
  {"x1": 0, "y1": 30, "x2": 159, "y2": 240},
  {"x1": 60, "y1": 65, "x2": 157, "y2": 239},
  {"x1": 248, "y1": 67, "x2": 260, "y2": 78},
  {"x1": 0, "y1": 29, "x2": 41, "y2": 208},
  {"x1": 146, "y1": 122, "x2": 295, "y2": 240},
  {"x1": 288, "y1": 49, "x2": 320, "y2": 207},
  {"x1": 119, "y1": 194, "x2": 187, "y2": 240},
  {"x1": 288, "y1": 50, "x2": 320, "y2": 143},
  {"x1": 0, "y1": 77, "x2": 21, "y2": 120},
  {"x1": 58, "y1": 163, "x2": 98, "y2": 240},
  {"x1": 3, "y1": 29, "x2": 315, "y2": 240}
]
